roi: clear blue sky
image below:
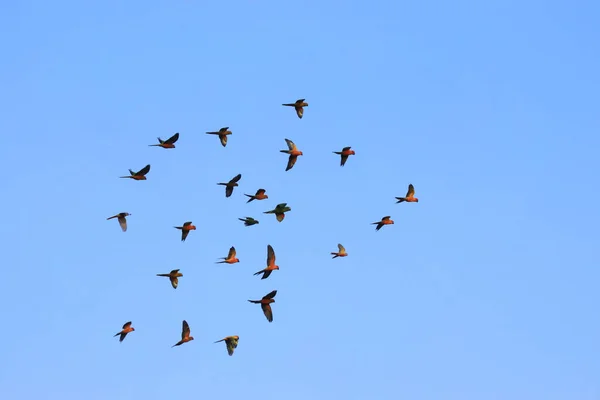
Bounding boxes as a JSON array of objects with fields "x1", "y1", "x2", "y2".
[{"x1": 1, "y1": 1, "x2": 599, "y2": 399}]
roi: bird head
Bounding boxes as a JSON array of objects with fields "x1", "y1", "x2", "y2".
[
  {"x1": 415, "y1": 198, "x2": 419, "y2": 202},
  {"x1": 131, "y1": 327, "x2": 136, "y2": 331},
  {"x1": 299, "y1": 151, "x2": 304, "y2": 156},
  {"x1": 274, "y1": 265, "x2": 280, "y2": 270},
  {"x1": 350, "y1": 150, "x2": 356, "y2": 155},
  {"x1": 189, "y1": 336, "x2": 195, "y2": 341},
  {"x1": 264, "y1": 194, "x2": 269, "y2": 199},
  {"x1": 191, "y1": 225, "x2": 197, "y2": 230}
]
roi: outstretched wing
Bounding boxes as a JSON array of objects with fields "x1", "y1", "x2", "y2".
[
  {"x1": 338, "y1": 243, "x2": 345, "y2": 253},
  {"x1": 118, "y1": 216, "x2": 128, "y2": 232},
  {"x1": 136, "y1": 164, "x2": 151, "y2": 176},
  {"x1": 284, "y1": 138, "x2": 297, "y2": 151},
  {"x1": 295, "y1": 107, "x2": 304, "y2": 119},
  {"x1": 227, "y1": 246, "x2": 236, "y2": 259},
  {"x1": 406, "y1": 184, "x2": 415, "y2": 197},
  {"x1": 382, "y1": 216, "x2": 391, "y2": 221},
  {"x1": 122, "y1": 321, "x2": 132, "y2": 329},
  {"x1": 182, "y1": 320, "x2": 190, "y2": 340},
  {"x1": 219, "y1": 127, "x2": 230, "y2": 133},
  {"x1": 286, "y1": 155, "x2": 297, "y2": 171},
  {"x1": 261, "y1": 303, "x2": 273, "y2": 322},
  {"x1": 342, "y1": 146, "x2": 351, "y2": 152},
  {"x1": 226, "y1": 337, "x2": 238, "y2": 356},
  {"x1": 256, "y1": 188, "x2": 266, "y2": 195},
  {"x1": 263, "y1": 290, "x2": 277, "y2": 300},
  {"x1": 266, "y1": 245, "x2": 275, "y2": 266},
  {"x1": 165, "y1": 132, "x2": 179, "y2": 144},
  {"x1": 220, "y1": 134, "x2": 228, "y2": 147},
  {"x1": 340, "y1": 154, "x2": 349, "y2": 166},
  {"x1": 183, "y1": 221, "x2": 192, "y2": 226},
  {"x1": 230, "y1": 174, "x2": 242, "y2": 184}
]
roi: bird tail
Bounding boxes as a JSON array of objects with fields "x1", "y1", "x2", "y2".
[
  {"x1": 113, "y1": 332, "x2": 121, "y2": 337},
  {"x1": 206, "y1": 132, "x2": 218, "y2": 135},
  {"x1": 119, "y1": 176, "x2": 131, "y2": 179},
  {"x1": 156, "y1": 274, "x2": 169, "y2": 277},
  {"x1": 333, "y1": 151, "x2": 341, "y2": 154},
  {"x1": 148, "y1": 144, "x2": 161, "y2": 147},
  {"x1": 174, "y1": 226, "x2": 182, "y2": 230},
  {"x1": 282, "y1": 103, "x2": 294, "y2": 106},
  {"x1": 214, "y1": 339, "x2": 225, "y2": 343},
  {"x1": 215, "y1": 261, "x2": 226, "y2": 264},
  {"x1": 107, "y1": 216, "x2": 117, "y2": 220},
  {"x1": 217, "y1": 183, "x2": 227, "y2": 186},
  {"x1": 280, "y1": 150, "x2": 289, "y2": 153},
  {"x1": 395, "y1": 197, "x2": 406, "y2": 203},
  {"x1": 331, "y1": 253, "x2": 339, "y2": 258},
  {"x1": 253, "y1": 269, "x2": 265, "y2": 276},
  {"x1": 248, "y1": 300, "x2": 261, "y2": 303},
  {"x1": 244, "y1": 194, "x2": 254, "y2": 203}
]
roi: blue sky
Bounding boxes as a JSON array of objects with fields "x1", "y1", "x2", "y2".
[{"x1": 1, "y1": 1, "x2": 599, "y2": 399}]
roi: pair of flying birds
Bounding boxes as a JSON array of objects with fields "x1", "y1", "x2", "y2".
[{"x1": 113, "y1": 320, "x2": 239, "y2": 356}]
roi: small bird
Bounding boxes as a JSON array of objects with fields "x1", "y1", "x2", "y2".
[
  {"x1": 120, "y1": 164, "x2": 150, "y2": 180},
  {"x1": 172, "y1": 320, "x2": 194, "y2": 347},
  {"x1": 214, "y1": 335, "x2": 239, "y2": 356},
  {"x1": 217, "y1": 173, "x2": 242, "y2": 198},
  {"x1": 216, "y1": 246, "x2": 239, "y2": 264},
  {"x1": 157, "y1": 269, "x2": 183, "y2": 289},
  {"x1": 253, "y1": 244, "x2": 280, "y2": 280},
  {"x1": 396, "y1": 184, "x2": 419, "y2": 203},
  {"x1": 106, "y1": 212, "x2": 130, "y2": 232},
  {"x1": 333, "y1": 146, "x2": 356, "y2": 167},
  {"x1": 280, "y1": 139, "x2": 303, "y2": 171},
  {"x1": 113, "y1": 321, "x2": 135, "y2": 342},
  {"x1": 372, "y1": 216, "x2": 394, "y2": 231},
  {"x1": 244, "y1": 188, "x2": 268, "y2": 203},
  {"x1": 206, "y1": 127, "x2": 232, "y2": 147},
  {"x1": 282, "y1": 99, "x2": 308, "y2": 119},
  {"x1": 148, "y1": 132, "x2": 179, "y2": 149},
  {"x1": 239, "y1": 217, "x2": 259, "y2": 226},
  {"x1": 331, "y1": 243, "x2": 348, "y2": 259},
  {"x1": 174, "y1": 221, "x2": 196, "y2": 242},
  {"x1": 264, "y1": 203, "x2": 291, "y2": 222},
  {"x1": 248, "y1": 290, "x2": 277, "y2": 323}
]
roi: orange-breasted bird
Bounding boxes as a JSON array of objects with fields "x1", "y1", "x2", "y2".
[
  {"x1": 253, "y1": 244, "x2": 279, "y2": 280},
  {"x1": 372, "y1": 216, "x2": 394, "y2": 231},
  {"x1": 214, "y1": 336, "x2": 239, "y2": 356},
  {"x1": 106, "y1": 212, "x2": 130, "y2": 232},
  {"x1": 148, "y1": 132, "x2": 179, "y2": 149},
  {"x1": 396, "y1": 184, "x2": 419, "y2": 203},
  {"x1": 172, "y1": 320, "x2": 194, "y2": 347},
  {"x1": 157, "y1": 269, "x2": 183, "y2": 289},
  {"x1": 120, "y1": 164, "x2": 150, "y2": 180},
  {"x1": 280, "y1": 139, "x2": 303, "y2": 171},
  {"x1": 248, "y1": 290, "x2": 277, "y2": 323},
  {"x1": 244, "y1": 188, "x2": 268, "y2": 203},
  {"x1": 263, "y1": 203, "x2": 291, "y2": 222},
  {"x1": 206, "y1": 127, "x2": 232, "y2": 147},
  {"x1": 331, "y1": 243, "x2": 348, "y2": 258},
  {"x1": 114, "y1": 321, "x2": 135, "y2": 342},
  {"x1": 216, "y1": 246, "x2": 239, "y2": 264},
  {"x1": 333, "y1": 146, "x2": 355, "y2": 166},
  {"x1": 174, "y1": 221, "x2": 196, "y2": 241},
  {"x1": 282, "y1": 99, "x2": 308, "y2": 119},
  {"x1": 218, "y1": 173, "x2": 242, "y2": 198}
]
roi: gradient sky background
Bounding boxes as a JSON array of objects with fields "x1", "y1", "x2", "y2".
[{"x1": 1, "y1": 1, "x2": 599, "y2": 399}]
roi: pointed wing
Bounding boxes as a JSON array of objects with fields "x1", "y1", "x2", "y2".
[
  {"x1": 118, "y1": 216, "x2": 128, "y2": 232},
  {"x1": 263, "y1": 290, "x2": 277, "y2": 300},
  {"x1": 230, "y1": 174, "x2": 242, "y2": 184},
  {"x1": 183, "y1": 221, "x2": 192, "y2": 226},
  {"x1": 295, "y1": 107, "x2": 303, "y2": 118},
  {"x1": 284, "y1": 138, "x2": 297, "y2": 151},
  {"x1": 226, "y1": 337, "x2": 238, "y2": 356},
  {"x1": 340, "y1": 154, "x2": 349, "y2": 166},
  {"x1": 261, "y1": 303, "x2": 273, "y2": 322},
  {"x1": 286, "y1": 155, "x2": 297, "y2": 171},
  {"x1": 261, "y1": 270, "x2": 272, "y2": 280},
  {"x1": 256, "y1": 188, "x2": 266, "y2": 195},
  {"x1": 227, "y1": 246, "x2": 236, "y2": 259},
  {"x1": 338, "y1": 243, "x2": 345, "y2": 253},
  {"x1": 342, "y1": 146, "x2": 351, "y2": 151},
  {"x1": 275, "y1": 203, "x2": 288, "y2": 212},
  {"x1": 406, "y1": 184, "x2": 415, "y2": 197},
  {"x1": 219, "y1": 127, "x2": 230, "y2": 133},
  {"x1": 165, "y1": 132, "x2": 179, "y2": 144},
  {"x1": 275, "y1": 212, "x2": 285, "y2": 222},
  {"x1": 136, "y1": 164, "x2": 151, "y2": 176},
  {"x1": 170, "y1": 269, "x2": 180, "y2": 274},
  {"x1": 220, "y1": 134, "x2": 228, "y2": 147},
  {"x1": 119, "y1": 332, "x2": 128, "y2": 342},
  {"x1": 181, "y1": 320, "x2": 190, "y2": 340},
  {"x1": 382, "y1": 216, "x2": 391, "y2": 221},
  {"x1": 296, "y1": 99, "x2": 306, "y2": 104},
  {"x1": 181, "y1": 230, "x2": 189, "y2": 241},
  {"x1": 266, "y1": 245, "x2": 275, "y2": 266},
  {"x1": 170, "y1": 276, "x2": 179, "y2": 288},
  {"x1": 122, "y1": 321, "x2": 132, "y2": 329},
  {"x1": 225, "y1": 185, "x2": 234, "y2": 197}
]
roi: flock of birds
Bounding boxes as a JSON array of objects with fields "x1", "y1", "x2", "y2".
[{"x1": 107, "y1": 99, "x2": 419, "y2": 356}]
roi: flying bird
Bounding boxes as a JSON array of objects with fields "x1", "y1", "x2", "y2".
[
  {"x1": 157, "y1": 269, "x2": 183, "y2": 289},
  {"x1": 174, "y1": 221, "x2": 196, "y2": 242},
  {"x1": 239, "y1": 217, "x2": 259, "y2": 226},
  {"x1": 253, "y1": 244, "x2": 280, "y2": 280},
  {"x1": 396, "y1": 184, "x2": 419, "y2": 203},
  {"x1": 148, "y1": 132, "x2": 179, "y2": 149},
  {"x1": 172, "y1": 320, "x2": 194, "y2": 347},
  {"x1": 216, "y1": 246, "x2": 239, "y2": 264},
  {"x1": 333, "y1": 146, "x2": 356, "y2": 167},
  {"x1": 217, "y1": 173, "x2": 242, "y2": 198},
  {"x1": 113, "y1": 321, "x2": 135, "y2": 342},
  {"x1": 372, "y1": 216, "x2": 394, "y2": 231},
  {"x1": 280, "y1": 139, "x2": 303, "y2": 171},
  {"x1": 264, "y1": 203, "x2": 291, "y2": 222},
  {"x1": 206, "y1": 127, "x2": 232, "y2": 147},
  {"x1": 106, "y1": 212, "x2": 130, "y2": 232},
  {"x1": 248, "y1": 290, "x2": 277, "y2": 323},
  {"x1": 119, "y1": 164, "x2": 150, "y2": 180},
  {"x1": 282, "y1": 99, "x2": 308, "y2": 119},
  {"x1": 244, "y1": 188, "x2": 268, "y2": 203},
  {"x1": 214, "y1": 336, "x2": 239, "y2": 356},
  {"x1": 331, "y1": 243, "x2": 348, "y2": 259}
]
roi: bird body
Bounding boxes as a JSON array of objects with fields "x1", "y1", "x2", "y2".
[
  {"x1": 157, "y1": 269, "x2": 183, "y2": 289},
  {"x1": 217, "y1": 174, "x2": 242, "y2": 198},
  {"x1": 372, "y1": 216, "x2": 394, "y2": 231},
  {"x1": 331, "y1": 243, "x2": 348, "y2": 258},
  {"x1": 264, "y1": 203, "x2": 291, "y2": 222},
  {"x1": 239, "y1": 217, "x2": 259, "y2": 226},
  {"x1": 216, "y1": 246, "x2": 239, "y2": 264},
  {"x1": 280, "y1": 139, "x2": 303, "y2": 171},
  {"x1": 396, "y1": 184, "x2": 419, "y2": 203},
  {"x1": 106, "y1": 212, "x2": 130, "y2": 232},
  {"x1": 149, "y1": 132, "x2": 179, "y2": 149},
  {"x1": 253, "y1": 245, "x2": 279, "y2": 280},
  {"x1": 214, "y1": 336, "x2": 239, "y2": 356},
  {"x1": 248, "y1": 290, "x2": 277, "y2": 322},
  {"x1": 114, "y1": 321, "x2": 135, "y2": 342},
  {"x1": 245, "y1": 188, "x2": 268, "y2": 203},
  {"x1": 174, "y1": 221, "x2": 196, "y2": 241},
  {"x1": 333, "y1": 146, "x2": 356, "y2": 166},
  {"x1": 206, "y1": 127, "x2": 232, "y2": 147},
  {"x1": 172, "y1": 320, "x2": 194, "y2": 347},
  {"x1": 120, "y1": 164, "x2": 150, "y2": 180},
  {"x1": 282, "y1": 99, "x2": 308, "y2": 118}
]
